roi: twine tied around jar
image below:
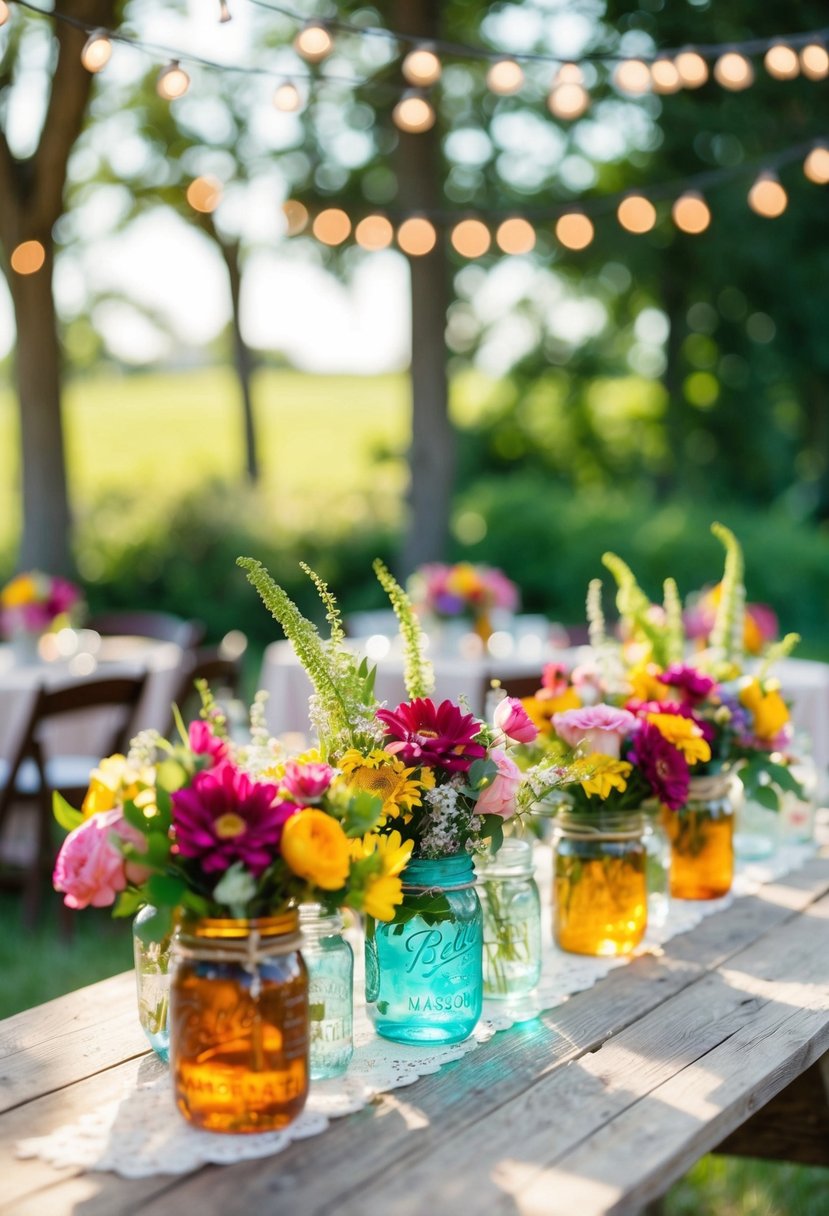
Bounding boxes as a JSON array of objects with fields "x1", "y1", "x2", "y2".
[{"x1": 174, "y1": 926, "x2": 304, "y2": 966}]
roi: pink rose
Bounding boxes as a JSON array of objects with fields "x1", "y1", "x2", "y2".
[
  {"x1": 493, "y1": 696, "x2": 539, "y2": 744},
  {"x1": 53, "y1": 809, "x2": 147, "y2": 910},
  {"x1": 280, "y1": 760, "x2": 335, "y2": 804},
  {"x1": 475, "y1": 748, "x2": 521, "y2": 820},
  {"x1": 188, "y1": 720, "x2": 230, "y2": 767},
  {"x1": 552, "y1": 704, "x2": 638, "y2": 759}
]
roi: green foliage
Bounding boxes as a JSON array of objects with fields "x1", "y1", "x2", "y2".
[
  {"x1": 372, "y1": 558, "x2": 434, "y2": 700},
  {"x1": 709, "y1": 522, "x2": 746, "y2": 667}
]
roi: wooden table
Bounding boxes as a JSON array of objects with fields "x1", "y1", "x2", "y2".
[{"x1": 4, "y1": 855, "x2": 829, "y2": 1216}]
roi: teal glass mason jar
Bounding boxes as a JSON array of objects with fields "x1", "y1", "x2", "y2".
[
  {"x1": 132, "y1": 904, "x2": 172, "y2": 1062},
  {"x1": 475, "y1": 838, "x2": 542, "y2": 1000},
  {"x1": 299, "y1": 903, "x2": 354, "y2": 1080},
  {"x1": 365, "y1": 852, "x2": 483, "y2": 1045}
]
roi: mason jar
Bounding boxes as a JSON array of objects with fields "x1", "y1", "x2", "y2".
[
  {"x1": 365, "y1": 852, "x2": 483, "y2": 1045},
  {"x1": 553, "y1": 807, "x2": 647, "y2": 956},
  {"x1": 299, "y1": 903, "x2": 354, "y2": 1080},
  {"x1": 132, "y1": 903, "x2": 172, "y2": 1062},
  {"x1": 642, "y1": 807, "x2": 671, "y2": 929},
  {"x1": 169, "y1": 911, "x2": 308, "y2": 1134},
  {"x1": 663, "y1": 773, "x2": 736, "y2": 900},
  {"x1": 475, "y1": 838, "x2": 542, "y2": 999}
]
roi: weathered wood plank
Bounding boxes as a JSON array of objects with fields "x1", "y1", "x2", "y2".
[{"x1": 713, "y1": 1057, "x2": 829, "y2": 1166}]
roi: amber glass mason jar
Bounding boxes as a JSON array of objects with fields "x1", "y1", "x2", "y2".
[
  {"x1": 169, "y1": 911, "x2": 308, "y2": 1134},
  {"x1": 553, "y1": 807, "x2": 648, "y2": 956},
  {"x1": 663, "y1": 773, "x2": 736, "y2": 900}
]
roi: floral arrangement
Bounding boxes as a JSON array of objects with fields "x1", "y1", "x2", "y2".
[
  {"x1": 239, "y1": 557, "x2": 559, "y2": 860},
  {"x1": 407, "y1": 562, "x2": 519, "y2": 622},
  {"x1": 0, "y1": 570, "x2": 82, "y2": 639},
  {"x1": 52, "y1": 688, "x2": 411, "y2": 924}
]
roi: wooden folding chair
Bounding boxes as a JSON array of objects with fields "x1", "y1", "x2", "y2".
[{"x1": 168, "y1": 639, "x2": 247, "y2": 734}]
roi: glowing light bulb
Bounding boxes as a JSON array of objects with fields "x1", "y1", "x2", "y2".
[
  {"x1": 548, "y1": 63, "x2": 589, "y2": 119},
  {"x1": 672, "y1": 192, "x2": 711, "y2": 234},
  {"x1": 313, "y1": 208, "x2": 351, "y2": 246},
  {"x1": 614, "y1": 59, "x2": 651, "y2": 95},
  {"x1": 11, "y1": 240, "x2": 46, "y2": 275},
  {"x1": 218, "y1": 0, "x2": 231, "y2": 22},
  {"x1": 186, "y1": 176, "x2": 222, "y2": 214},
  {"x1": 355, "y1": 215, "x2": 393, "y2": 250},
  {"x1": 282, "y1": 199, "x2": 309, "y2": 235},
  {"x1": 402, "y1": 47, "x2": 441, "y2": 87},
  {"x1": 804, "y1": 145, "x2": 829, "y2": 184},
  {"x1": 675, "y1": 50, "x2": 708, "y2": 88},
  {"x1": 651, "y1": 58, "x2": 681, "y2": 94},
  {"x1": 451, "y1": 219, "x2": 491, "y2": 257},
  {"x1": 273, "y1": 81, "x2": 302, "y2": 112},
  {"x1": 294, "y1": 22, "x2": 332, "y2": 64},
  {"x1": 801, "y1": 43, "x2": 829, "y2": 80},
  {"x1": 617, "y1": 194, "x2": 656, "y2": 234},
  {"x1": 157, "y1": 61, "x2": 190, "y2": 100},
  {"x1": 81, "y1": 29, "x2": 112, "y2": 73},
  {"x1": 393, "y1": 92, "x2": 436, "y2": 134},
  {"x1": 486, "y1": 58, "x2": 524, "y2": 95},
  {"x1": 0, "y1": 2, "x2": 9, "y2": 28},
  {"x1": 748, "y1": 173, "x2": 788, "y2": 218},
  {"x1": 555, "y1": 212, "x2": 594, "y2": 250},
  {"x1": 495, "y1": 217, "x2": 536, "y2": 254},
  {"x1": 764, "y1": 43, "x2": 799, "y2": 80},
  {"x1": 397, "y1": 217, "x2": 437, "y2": 256},
  {"x1": 713, "y1": 52, "x2": 754, "y2": 90}
]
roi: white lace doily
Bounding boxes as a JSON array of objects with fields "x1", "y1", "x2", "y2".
[{"x1": 16, "y1": 842, "x2": 814, "y2": 1178}]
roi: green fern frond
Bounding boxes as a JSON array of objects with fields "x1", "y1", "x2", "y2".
[
  {"x1": 709, "y1": 522, "x2": 745, "y2": 664},
  {"x1": 756, "y1": 631, "x2": 801, "y2": 682},
  {"x1": 662, "y1": 578, "x2": 684, "y2": 665},
  {"x1": 373, "y1": 558, "x2": 434, "y2": 700},
  {"x1": 300, "y1": 562, "x2": 345, "y2": 645},
  {"x1": 586, "y1": 578, "x2": 606, "y2": 650}
]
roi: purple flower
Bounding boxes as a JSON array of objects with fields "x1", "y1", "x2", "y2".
[
  {"x1": 662, "y1": 664, "x2": 717, "y2": 705},
  {"x1": 280, "y1": 760, "x2": 335, "y2": 804},
  {"x1": 629, "y1": 722, "x2": 690, "y2": 810},
  {"x1": 172, "y1": 764, "x2": 295, "y2": 877}
]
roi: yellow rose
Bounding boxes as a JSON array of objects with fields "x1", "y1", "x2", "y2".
[
  {"x1": 739, "y1": 679, "x2": 790, "y2": 741},
  {"x1": 281, "y1": 809, "x2": 351, "y2": 891}
]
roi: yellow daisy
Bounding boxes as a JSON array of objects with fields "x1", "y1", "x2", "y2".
[
  {"x1": 646, "y1": 712, "x2": 711, "y2": 766},
  {"x1": 338, "y1": 749, "x2": 424, "y2": 819},
  {"x1": 351, "y1": 830, "x2": 414, "y2": 921}
]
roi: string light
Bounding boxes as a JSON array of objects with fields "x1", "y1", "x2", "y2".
[
  {"x1": 282, "y1": 199, "x2": 308, "y2": 235},
  {"x1": 800, "y1": 43, "x2": 829, "y2": 80},
  {"x1": 804, "y1": 145, "x2": 829, "y2": 184},
  {"x1": 713, "y1": 51, "x2": 754, "y2": 90},
  {"x1": 80, "y1": 29, "x2": 112, "y2": 73},
  {"x1": 486, "y1": 57, "x2": 524, "y2": 95},
  {"x1": 11, "y1": 240, "x2": 46, "y2": 275},
  {"x1": 555, "y1": 212, "x2": 594, "y2": 249},
  {"x1": 402, "y1": 47, "x2": 441, "y2": 88},
  {"x1": 313, "y1": 208, "x2": 351, "y2": 245},
  {"x1": 495, "y1": 217, "x2": 536, "y2": 254},
  {"x1": 451, "y1": 219, "x2": 491, "y2": 257},
  {"x1": 157, "y1": 61, "x2": 190, "y2": 100},
  {"x1": 186, "y1": 176, "x2": 222, "y2": 213},
  {"x1": 672, "y1": 191, "x2": 711, "y2": 234},
  {"x1": 0, "y1": 1, "x2": 9, "y2": 27},
  {"x1": 748, "y1": 172, "x2": 788, "y2": 217},
  {"x1": 393, "y1": 92, "x2": 436, "y2": 134},
  {"x1": 548, "y1": 63, "x2": 589, "y2": 120},
  {"x1": 764, "y1": 43, "x2": 799, "y2": 80},
  {"x1": 294, "y1": 21, "x2": 332, "y2": 63},
  {"x1": 650, "y1": 58, "x2": 681, "y2": 94},
  {"x1": 617, "y1": 194, "x2": 657, "y2": 233},
  {"x1": 614, "y1": 59, "x2": 651, "y2": 95},
  {"x1": 355, "y1": 215, "x2": 393, "y2": 250},
  {"x1": 273, "y1": 81, "x2": 302, "y2": 112},
  {"x1": 218, "y1": 0, "x2": 231, "y2": 23},
  {"x1": 674, "y1": 50, "x2": 709, "y2": 88},
  {"x1": 397, "y1": 217, "x2": 437, "y2": 256}
]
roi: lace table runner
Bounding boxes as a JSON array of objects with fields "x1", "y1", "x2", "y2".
[{"x1": 16, "y1": 842, "x2": 814, "y2": 1178}]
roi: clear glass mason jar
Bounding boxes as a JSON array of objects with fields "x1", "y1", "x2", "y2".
[
  {"x1": 475, "y1": 838, "x2": 542, "y2": 999},
  {"x1": 169, "y1": 911, "x2": 309, "y2": 1134},
  {"x1": 553, "y1": 808, "x2": 648, "y2": 956},
  {"x1": 365, "y1": 852, "x2": 483, "y2": 1045},
  {"x1": 663, "y1": 773, "x2": 736, "y2": 900},
  {"x1": 132, "y1": 904, "x2": 172, "y2": 1062},
  {"x1": 299, "y1": 903, "x2": 354, "y2": 1080},
  {"x1": 642, "y1": 808, "x2": 671, "y2": 929}
]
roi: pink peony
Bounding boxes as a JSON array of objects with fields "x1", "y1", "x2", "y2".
[
  {"x1": 281, "y1": 760, "x2": 335, "y2": 804},
  {"x1": 475, "y1": 748, "x2": 521, "y2": 820},
  {"x1": 552, "y1": 704, "x2": 638, "y2": 759},
  {"x1": 493, "y1": 696, "x2": 539, "y2": 744},
  {"x1": 188, "y1": 720, "x2": 230, "y2": 767},
  {"x1": 53, "y1": 809, "x2": 146, "y2": 910}
]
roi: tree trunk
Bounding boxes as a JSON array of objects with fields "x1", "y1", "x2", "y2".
[
  {"x1": 220, "y1": 237, "x2": 259, "y2": 484},
  {"x1": 655, "y1": 265, "x2": 685, "y2": 501},
  {"x1": 394, "y1": 0, "x2": 454, "y2": 576}
]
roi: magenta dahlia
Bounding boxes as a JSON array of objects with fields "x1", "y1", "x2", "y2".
[
  {"x1": 376, "y1": 697, "x2": 487, "y2": 773},
  {"x1": 661, "y1": 664, "x2": 716, "y2": 705},
  {"x1": 171, "y1": 764, "x2": 297, "y2": 877},
  {"x1": 628, "y1": 722, "x2": 690, "y2": 811}
]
